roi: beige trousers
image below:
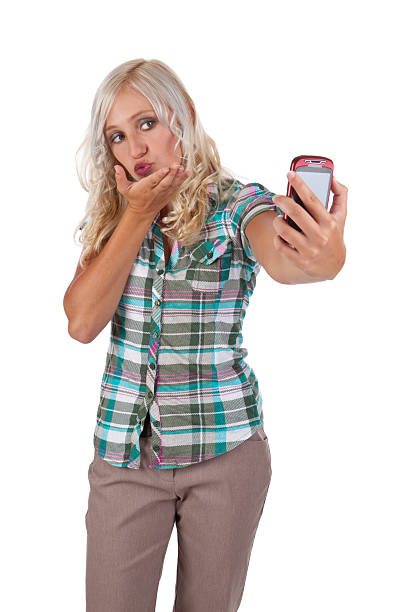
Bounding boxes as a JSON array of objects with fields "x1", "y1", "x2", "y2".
[{"x1": 85, "y1": 425, "x2": 272, "y2": 612}]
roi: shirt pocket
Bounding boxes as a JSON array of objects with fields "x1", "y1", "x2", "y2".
[{"x1": 189, "y1": 237, "x2": 231, "y2": 293}]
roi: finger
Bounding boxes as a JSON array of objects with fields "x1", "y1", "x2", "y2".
[
  {"x1": 167, "y1": 166, "x2": 190, "y2": 193},
  {"x1": 170, "y1": 165, "x2": 185, "y2": 183},
  {"x1": 144, "y1": 166, "x2": 174, "y2": 189},
  {"x1": 287, "y1": 171, "x2": 327, "y2": 223},
  {"x1": 274, "y1": 234, "x2": 301, "y2": 259},
  {"x1": 174, "y1": 166, "x2": 190, "y2": 182},
  {"x1": 113, "y1": 164, "x2": 126, "y2": 180},
  {"x1": 273, "y1": 214, "x2": 309, "y2": 254},
  {"x1": 114, "y1": 165, "x2": 133, "y2": 193},
  {"x1": 329, "y1": 176, "x2": 348, "y2": 226},
  {"x1": 158, "y1": 164, "x2": 180, "y2": 187},
  {"x1": 331, "y1": 175, "x2": 348, "y2": 193},
  {"x1": 273, "y1": 195, "x2": 321, "y2": 241},
  {"x1": 156, "y1": 164, "x2": 188, "y2": 190}
]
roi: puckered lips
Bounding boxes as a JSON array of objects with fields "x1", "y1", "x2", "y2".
[{"x1": 134, "y1": 162, "x2": 153, "y2": 176}]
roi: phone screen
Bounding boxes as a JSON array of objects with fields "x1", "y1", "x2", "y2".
[
  {"x1": 294, "y1": 166, "x2": 332, "y2": 208},
  {"x1": 288, "y1": 165, "x2": 332, "y2": 232}
]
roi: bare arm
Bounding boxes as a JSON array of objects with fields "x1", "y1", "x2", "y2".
[
  {"x1": 63, "y1": 163, "x2": 190, "y2": 343},
  {"x1": 63, "y1": 207, "x2": 155, "y2": 343},
  {"x1": 245, "y1": 210, "x2": 324, "y2": 284},
  {"x1": 245, "y1": 173, "x2": 347, "y2": 284}
]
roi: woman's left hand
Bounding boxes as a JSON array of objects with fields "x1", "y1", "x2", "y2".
[{"x1": 272, "y1": 172, "x2": 348, "y2": 281}]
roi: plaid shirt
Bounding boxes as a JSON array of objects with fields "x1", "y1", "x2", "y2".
[{"x1": 92, "y1": 179, "x2": 277, "y2": 469}]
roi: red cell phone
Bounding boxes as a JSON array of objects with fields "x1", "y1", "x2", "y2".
[{"x1": 277, "y1": 155, "x2": 334, "y2": 233}]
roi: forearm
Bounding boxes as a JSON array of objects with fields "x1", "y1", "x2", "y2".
[{"x1": 64, "y1": 207, "x2": 155, "y2": 342}]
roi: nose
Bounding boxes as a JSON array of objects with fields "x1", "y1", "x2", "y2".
[{"x1": 127, "y1": 133, "x2": 148, "y2": 159}]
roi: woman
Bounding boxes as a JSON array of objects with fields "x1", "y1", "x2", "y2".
[{"x1": 64, "y1": 58, "x2": 347, "y2": 612}]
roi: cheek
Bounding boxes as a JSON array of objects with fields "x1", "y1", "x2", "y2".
[
  {"x1": 160, "y1": 126, "x2": 180, "y2": 150},
  {"x1": 108, "y1": 145, "x2": 121, "y2": 161},
  {"x1": 171, "y1": 134, "x2": 183, "y2": 160}
]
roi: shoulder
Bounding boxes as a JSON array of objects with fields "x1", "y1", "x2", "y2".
[
  {"x1": 206, "y1": 178, "x2": 243, "y2": 212},
  {"x1": 227, "y1": 181, "x2": 275, "y2": 206},
  {"x1": 224, "y1": 180, "x2": 276, "y2": 226},
  {"x1": 222, "y1": 180, "x2": 277, "y2": 262}
]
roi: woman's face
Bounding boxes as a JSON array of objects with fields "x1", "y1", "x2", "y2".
[{"x1": 104, "y1": 85, "x2": 183, "y2": 181}]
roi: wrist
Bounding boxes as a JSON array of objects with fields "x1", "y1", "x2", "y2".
[{"x1": 124, "y1": 204, "x2": 156, "y2": 225}]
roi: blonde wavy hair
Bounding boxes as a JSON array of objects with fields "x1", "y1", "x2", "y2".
[{"x1": 73, "y1": 58, "x2": 246, "y2": 268}]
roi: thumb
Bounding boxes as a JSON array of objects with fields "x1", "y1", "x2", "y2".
[
  {"x1": 329, "y1": 175, "x2": 348, "y2": 229},
  {"x1": 114, "y1": 165, "x2": 131, "y2": 194}
]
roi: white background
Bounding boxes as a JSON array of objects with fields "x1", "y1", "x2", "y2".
[{"x1": 2, "y1": 0, "x2": 407, "y2": 610}]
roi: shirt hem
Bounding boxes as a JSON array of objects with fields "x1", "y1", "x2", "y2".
[{"x1": 93, "y1": 419, "x2": 265, "y2": 470}]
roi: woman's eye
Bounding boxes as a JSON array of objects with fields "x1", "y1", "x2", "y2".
[
  {"x1": 141, "y1": 118, "x2": 156, "y2": 130},
  {"x1": 110, "y1": 118, "x2": 156, "y2": 144}
]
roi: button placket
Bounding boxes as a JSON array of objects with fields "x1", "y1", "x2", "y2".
[{"x1": 144, "y1": 251, "x2": 166, "y2": 468}]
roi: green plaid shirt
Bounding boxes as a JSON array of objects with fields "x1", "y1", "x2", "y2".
[{"x1": 93, "y1": 179, "x2": 277, "y2": 469}]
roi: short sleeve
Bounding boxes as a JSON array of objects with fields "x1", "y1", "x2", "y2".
[{"x1": 225, "y1": 182, "x2": 277, "y2": 261}]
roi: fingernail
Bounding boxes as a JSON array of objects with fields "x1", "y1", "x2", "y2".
[{"x1": 287, "y1": 171, "x2": 295, "y2": 179}]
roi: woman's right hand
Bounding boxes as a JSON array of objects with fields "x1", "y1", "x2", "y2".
[{"x1": 113, "y1": 163, "x2": 190, "y2": 217}]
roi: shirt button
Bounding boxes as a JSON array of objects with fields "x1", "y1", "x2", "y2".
[
  {"x1": 158, "y1": 268, "x2": 164, "y2": 275},
  {"x1": 152, "y1": 331, "x2": 158, "y2": 339},
  {"x1": 208, "y1": 251, "x2": 213, "y2": 258},
  {"x1": 149, "y1": 362, "x2": 156, "y2": 370},
  {"x1": 147, "y1": 390, "x2": 153, "y2": 398},
  {"x1": 155, "y1": 299, "x2": 161, "y2": 306}
]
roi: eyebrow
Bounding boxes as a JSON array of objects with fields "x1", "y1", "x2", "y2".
[{"x1": 105, "y1": 110, "x2": 154, "y2": 133}]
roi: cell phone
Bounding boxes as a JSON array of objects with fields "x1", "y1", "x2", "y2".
[{"x1": 277, "y1": 155, "x2": 334, "y2": 233}]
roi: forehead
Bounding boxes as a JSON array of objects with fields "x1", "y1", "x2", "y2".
[{"x1": 105, "y1": 86, "x2": 154, "y2": 129}]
